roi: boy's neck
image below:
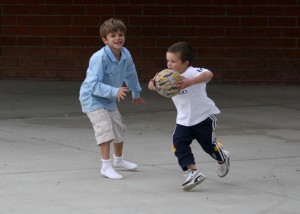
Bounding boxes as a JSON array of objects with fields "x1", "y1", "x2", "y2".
[
  {"x1": 114, "y1": 52, "x2": 121, "y2": 61},
  {"x1": 178, "y1": 66, "x2": 190, "y2": 74},
  {"x1": 109, "y1": 47, "x2": 122, "y2": 61}
]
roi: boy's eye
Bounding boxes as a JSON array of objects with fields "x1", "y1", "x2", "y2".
[{"x1": 108, "y1": 32, "x2": 124, "y2": 38}]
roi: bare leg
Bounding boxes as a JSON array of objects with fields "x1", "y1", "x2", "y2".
[
  {"x1": 186, "y1": 163, "x2": 197, "y2": 171},
  {"x1": 113, "y1": 142, "x2": 123, "y2": 157},
  {"x1": 100, "y1": 140, "x2": 112, "y2": 160}
]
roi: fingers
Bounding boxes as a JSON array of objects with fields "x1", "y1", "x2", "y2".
[
  {"x1": 178, "y1": 78, "x2": 191, "y2": 89},
  {"x1": 150, "y1": 85, "x2": 157, "y2": 90},
  {"x1": 117, "y1": 92, "x2": 126, "y2": 102},
  {"x1": 121, "y1": 87, "x2": 130, "y2": 93},
  {"x1": 117, "y1": 87, "x2": 147, "y2": 105},
  {"x1": 148, "y1": 80, "x2": 156, "y2": 90},
  {"x1": 117, "y1": 87, "x2": 129, "y2": 102},
  {"x1": 177, "y1": 81, "x2": 185, "y2": 90}
]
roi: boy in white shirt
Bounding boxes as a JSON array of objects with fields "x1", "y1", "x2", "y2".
[{"x1": 148, "y1": 41, "x2": 230, "y2": 191}]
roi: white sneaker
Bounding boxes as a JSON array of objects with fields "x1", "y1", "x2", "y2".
[
  {"x1": 182, "y1": 170, "x2": 206, "y2": 191},
  {"x1": 217, "y1": 150, "x2": 230, "y2": 177},
  {"x1": 113, "y1": 155, "x2": 138, "y2": 171}
]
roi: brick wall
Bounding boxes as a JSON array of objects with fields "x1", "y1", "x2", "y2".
[{"x1": 0, "y1": 1, "x2": 299, "y2": 83}]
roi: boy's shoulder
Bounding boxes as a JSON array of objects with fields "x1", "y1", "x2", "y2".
[
  {"x1": 184, "y1": 66, "x2": 202, "y2": 75},
  {"x1": 183, "y1": 67, "x2": 210, "y2": 78},
  {"x1": 121, "y1": 46, "x2": 131, "y2": 56},
  {"x1": 189, "y1": 67, "x2": 209, "y2": 73},
  {"x1": 90, "y1": 47, "x2": 106, "y2": 58}
]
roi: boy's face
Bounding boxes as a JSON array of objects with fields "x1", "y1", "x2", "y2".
[
  {"x1": 102, "y1": 30, "x2": 125, "y2": 51},
  {"x1": 166, "y1": 52, "x2": 189, "y2": 74}
]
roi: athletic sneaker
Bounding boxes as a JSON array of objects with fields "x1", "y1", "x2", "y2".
[
  {"x1": 217, "y1": 150, "x2": 230, "y2": 177},
  {"x1": 182, "y1": 169, "x2": 206, "y2": 191}
]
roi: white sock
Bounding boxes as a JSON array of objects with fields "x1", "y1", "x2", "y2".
[
  {"x1": 101, "y1": 159, "x2": 123, "y2": 180},
  {"x1": 113, "y1": 155, "x2": 138, "y2": 170}
]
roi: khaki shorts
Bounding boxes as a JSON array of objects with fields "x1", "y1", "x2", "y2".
[{"x1": 87, "y1": 109, "x2": 126, "y2": 145}]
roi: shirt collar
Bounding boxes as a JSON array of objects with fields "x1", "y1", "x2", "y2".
[{"x1": 104, "y1": 44, "x2": 125, "y2": 62}]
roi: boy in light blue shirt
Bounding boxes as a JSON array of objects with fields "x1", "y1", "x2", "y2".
[{"x1": 79, "y1": 18, "x2": 146, "y2": 180}]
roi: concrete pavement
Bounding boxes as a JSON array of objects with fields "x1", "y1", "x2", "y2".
[{"x1": 0, "y1": 80, "x2": 300, "y2": 214}]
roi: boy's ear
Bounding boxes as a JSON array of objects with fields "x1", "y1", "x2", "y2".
[
  {"x1": 102, "y1": 37, "x2": 107, "y2": 44},
  {"x1": 183, "y1": 60, "x2": 190, "y2": 67}
]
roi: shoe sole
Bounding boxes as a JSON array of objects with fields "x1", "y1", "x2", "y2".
[{"x1": 182, "y1": 175, "x2": 206, "y2": 191}]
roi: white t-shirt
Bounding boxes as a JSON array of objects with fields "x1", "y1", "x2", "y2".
[{"x1": 171, "y1": 66, "x2": 220, "y2": 126}]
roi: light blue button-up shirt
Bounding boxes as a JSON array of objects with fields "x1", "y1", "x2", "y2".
[{"x1": 79, "y1": 45, "x2": 142, "y2": 113}]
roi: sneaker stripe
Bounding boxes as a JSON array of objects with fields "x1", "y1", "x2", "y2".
[{"x1": 182, "y1": 170, "x2": 201, "y2": 186}]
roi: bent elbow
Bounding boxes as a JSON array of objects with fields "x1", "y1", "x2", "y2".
[{"x1": 206, "y1": 71, "x2": 213, "y2": 82}]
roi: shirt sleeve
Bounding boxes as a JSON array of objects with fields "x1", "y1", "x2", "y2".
[{"x1": 194, "y1": 67, "x2": 210, "y2": 77}]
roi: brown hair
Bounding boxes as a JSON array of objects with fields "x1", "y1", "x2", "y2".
[
  {"x1": 99, "y1": 18, "x2": 127, "y2": 38},
  {"x1": 167, "y1": 41, "x2": 195, "y2": 66}
]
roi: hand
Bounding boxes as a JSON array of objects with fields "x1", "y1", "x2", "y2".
[
  {"x1": 178, "y1": 77, "x2": 193, "y2": 90},
  {"x1": 117, "y1": 87, "x2": 129, "y2": 102},
  {"x1": 132, "y1": 97, "x2": 147, "y2": 105},
  {"x1": 148, "y1": 73, "x2": 158, "y2": 91},
  {"x1": 148, "y1": 79, "x2": 156, "y2": 90}
]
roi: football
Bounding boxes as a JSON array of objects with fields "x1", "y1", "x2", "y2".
[{"x1": 155, "y1": 69, "x2": 182, "y2": 98}]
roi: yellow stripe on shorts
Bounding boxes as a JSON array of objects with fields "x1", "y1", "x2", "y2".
[{"x1": 172, "y1": 144, "x2": 176, "y2": 152}]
